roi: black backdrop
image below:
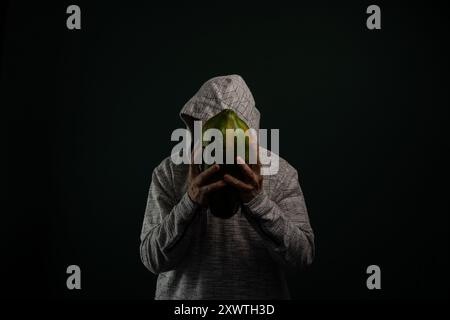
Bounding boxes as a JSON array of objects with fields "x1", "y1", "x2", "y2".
[{"x1": 2, "y1": 1, "x2": 449, "y2": 299}]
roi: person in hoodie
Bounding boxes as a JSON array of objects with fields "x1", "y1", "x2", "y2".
[{"x1": 140, "y1": 75, "x2": 314, "y2": 300}]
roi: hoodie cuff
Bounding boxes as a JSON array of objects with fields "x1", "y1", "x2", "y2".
[
  {"x1": 179, "y1": 192, "x2": 200, "y2": 220},
  {"x1": 243, "y1": 191, "x2": 270, "y2": 217}
]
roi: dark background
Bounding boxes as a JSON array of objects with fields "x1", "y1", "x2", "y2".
[{"x1": 2, "y1": 1, "x2": 448, "y2": 299}]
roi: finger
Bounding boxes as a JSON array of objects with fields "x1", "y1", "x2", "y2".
[
  {"x1": 236, "y1": 156, "x2": 254, "y2": 179},
  {"x1": 252, "y1": 158, "x2": 261, "y2": 176},
  {"x1": 236, "y1": 157, "x2": 258, "y2": 185},
  {"x1": 223, "y1": 174, "x2": 253, "y2": 191},
  {"x1": 196, "y1": 164, "x2": 220, "y2": 186},
  {"x1": 190, "y1": 163, "x2": 201, "y2": 180},
  {"x1": 189, "y1": 158, "x2": 200, "y2": 178},
  {"x1": 201, "y1": 180, "x2": 226, "y2": 194}
]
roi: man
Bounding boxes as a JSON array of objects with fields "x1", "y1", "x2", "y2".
[{"x1": 140, "y1": 75, "x2": 314, "y2": 299}]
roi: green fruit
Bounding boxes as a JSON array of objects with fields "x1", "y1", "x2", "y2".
[{"x1": 202, "y1": 109, "x2": 250, "y2": 172}]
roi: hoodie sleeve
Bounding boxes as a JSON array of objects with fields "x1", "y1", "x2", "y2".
[
  {"x1": 243, "y1": 169, "x2": 315, "y2": 268},
  {"x1": 140, "y1": 163, "x2": 201, "y2": 274}
]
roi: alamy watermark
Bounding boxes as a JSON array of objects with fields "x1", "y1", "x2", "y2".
[
  {"x1": 66, "y1": 265, "x2": 81, "y2": 290},
  {"x1": 170, "y1": 121, "x2": 280, "y2": 175}
]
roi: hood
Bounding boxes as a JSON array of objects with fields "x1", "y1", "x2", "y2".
[{"x1": 180, "y1": 75, "x2": 260, "y2": 132}]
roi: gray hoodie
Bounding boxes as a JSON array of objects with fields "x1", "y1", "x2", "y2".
[{"x1": 140, "y1": 75, "x2": 314, "y2": 300}]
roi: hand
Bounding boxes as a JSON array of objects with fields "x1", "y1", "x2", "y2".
[
  {"x1": 188, "y1": 148, "x2": 226, "y2": 206},
  {"x1": 223, "y1": 156, "x2": 263, "y2": 203}
]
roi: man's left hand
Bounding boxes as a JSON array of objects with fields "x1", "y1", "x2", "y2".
[{"x1": 224, "y1": 156, "x2": 263, "y2": 203}]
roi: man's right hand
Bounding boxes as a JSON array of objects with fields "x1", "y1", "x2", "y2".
[{"x1": 188, "y1": 163, "x2": 226, "y2": 207}]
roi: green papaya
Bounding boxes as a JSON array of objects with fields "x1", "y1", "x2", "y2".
[
  {"x1": 201, "y1": 109, "x2": 250, "y2": 173},
  {"x1": 201, "y1": 109, "x2": 251, "y2": 219}
]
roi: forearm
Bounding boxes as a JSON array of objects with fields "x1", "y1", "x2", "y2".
[
  {"x1": 243, "y1": 191, "x2": 315, "y2": 268},
  {"x1": 140, "y1": 192, "x2": 200, "y2": 274}
]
